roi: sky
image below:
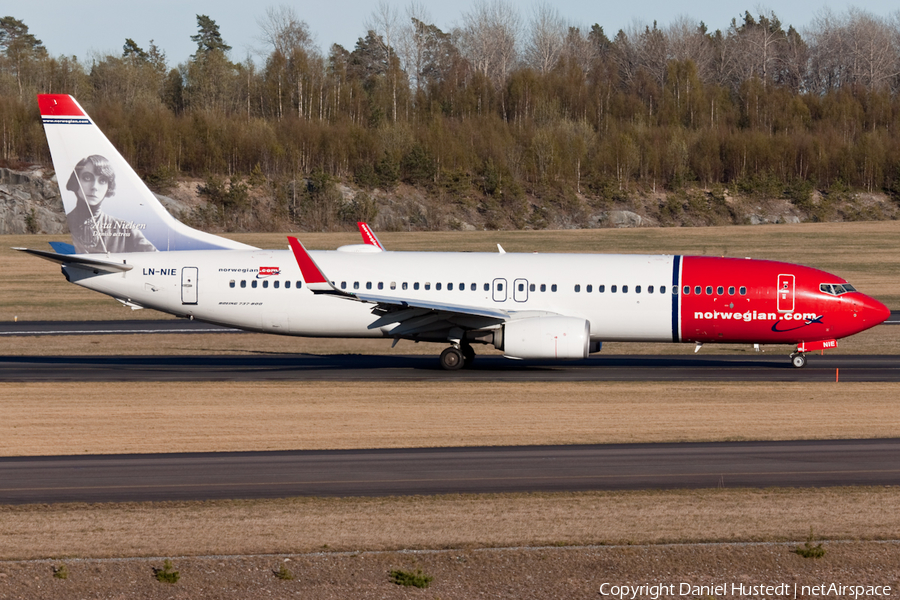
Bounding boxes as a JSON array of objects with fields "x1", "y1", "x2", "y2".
[{"x1": 8, "y1": 0, "x2": 895, "y2": 67}]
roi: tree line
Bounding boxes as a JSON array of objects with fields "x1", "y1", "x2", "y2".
[{"x1": 2, "y1": 3, "x2": 900, "y2": 230}]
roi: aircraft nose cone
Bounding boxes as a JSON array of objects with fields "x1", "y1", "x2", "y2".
[{"x1": 858, "y1": 294, "x2": 890, "y2": 326}]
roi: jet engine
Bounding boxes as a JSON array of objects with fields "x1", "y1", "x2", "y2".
[{"x1": 497, "y1": 316, "x2": 591, "y2": 360}]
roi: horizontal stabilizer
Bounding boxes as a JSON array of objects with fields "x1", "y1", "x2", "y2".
[
  {"x1": 13, "y1": 248, "x2": 133, "y2": 272},
  {"x1": 48, "y1": 241, "x2": 76, "y2": 255}
]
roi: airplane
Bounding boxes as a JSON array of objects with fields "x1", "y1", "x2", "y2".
[{"x1": 16, "y1": 94, "x2": 891, "y2": 370}]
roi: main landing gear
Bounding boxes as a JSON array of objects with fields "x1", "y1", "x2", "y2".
[{"x1": 439, "y1": 343, "x2": 476, "y2": 370}]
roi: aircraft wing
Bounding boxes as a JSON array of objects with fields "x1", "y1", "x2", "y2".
[
  {"x1": 287, "y1": 237, "x2": 508, "y2": 336},
  {"x1": 13, "y1": 248, "x2": 133, "y2": 273}
]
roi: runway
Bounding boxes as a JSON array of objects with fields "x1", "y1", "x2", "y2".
[
  {"x1": 1, "y1": 439, "x2": 898, "y2": 504},
  {"x1": 0, "y1": 353, "x2": 898, "y2": 381}
]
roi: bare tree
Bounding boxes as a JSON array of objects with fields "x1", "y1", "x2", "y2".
[
  {"x1": 258, "y1": 5, "x2": 314, "y2": 57},
  {"x1": 398, "y1": 2, "x2": 431, "y2": 95},
  {"x1": 366, "y1": 0, "x2": 404, "y2": 120},
  {"x1": 727, "y1": 10, "x2": 788, "y2": 87},
  {"x1": 666, "y1": 16, "x2": 714, "y2": 81},
  {"x1": 258, "y1": 5, "x2": 318, "y2": 119},
  {"x1": 524, "y1": 2, "x2": 566, "y2": 74},
  {"x1": 807, "y1": 8, "x2": 899, "y2": 92},
  {"x1": 458, "y1": 0, "x2": 521, "y2": 86}
]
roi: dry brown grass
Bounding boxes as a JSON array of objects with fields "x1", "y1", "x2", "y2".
[
  {"x1": 3, "y1": 221, "x2": 899, "y2": 322},
  {"x1": 1, "y1": 381, "x2": 898, "y2": 456},
  {"x1": 0, "y1": 487, "x2": 897, "y2": 560}
]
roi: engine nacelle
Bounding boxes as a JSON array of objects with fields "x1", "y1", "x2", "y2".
[{"x1": 499, "y1": 316, "x2": 591, "y2": 360}]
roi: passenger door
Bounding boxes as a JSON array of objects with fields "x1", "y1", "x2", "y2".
[
  {"x1": 777, "y1": 274, "x2": 794, "y2": 312},
  {"x1": 182, "y1": 267, "x2": 198, "y2": 305}
]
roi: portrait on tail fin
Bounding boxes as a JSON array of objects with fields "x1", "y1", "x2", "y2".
[{"x1": 65, "y1": 155, "x2": 156, "y2": 254}]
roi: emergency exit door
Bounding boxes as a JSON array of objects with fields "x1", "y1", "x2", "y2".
[
  {"x1": 777, "y1": 274, "x2": 794, "y2": 312},
  {"x1": 182, "y1": 267, "x2": 198, "y2": 305}
]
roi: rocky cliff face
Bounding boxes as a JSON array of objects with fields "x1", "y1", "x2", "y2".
[{"x1": 0, "y1": 167, "x2": 67, "y2": 234}]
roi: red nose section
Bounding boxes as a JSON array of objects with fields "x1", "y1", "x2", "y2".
[{"x1": 860, "y1": 294, "x2": 891, "y2": 327}]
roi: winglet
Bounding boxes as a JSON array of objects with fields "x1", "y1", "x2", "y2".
[
  {"x1": 287, "y1": 237, "x2": 352, "y2": 296},
  {"x1": 357, "y1": 222, "x2": 385, "y2": 250}
]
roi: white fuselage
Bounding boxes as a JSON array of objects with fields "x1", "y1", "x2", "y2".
[{"x1": 65, "y1": 249, "x2": 678, "y2": 342}]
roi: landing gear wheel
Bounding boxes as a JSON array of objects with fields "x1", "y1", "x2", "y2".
[
  {"x1": 440, "y1": 347, "x2": 464, "y2": 370},
  {"x1": 461, "y1": 344, "x2": 476, "y2": 367},
  {"x1": 791, "y1": 353, "x2": 807, "y2": 368}
]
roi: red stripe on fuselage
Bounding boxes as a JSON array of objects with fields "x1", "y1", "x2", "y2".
[{"x1": 678, "y1": 256, "x2": 882, "y2": 344}]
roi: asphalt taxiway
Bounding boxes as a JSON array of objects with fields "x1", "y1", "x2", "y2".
[{"x1": 1, "y1": 439, "x2": 898, "y2": 504}]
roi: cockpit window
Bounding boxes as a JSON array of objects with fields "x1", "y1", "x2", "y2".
[{"x1": 820, "y1": 283, "x2": 856, "y2": 296}]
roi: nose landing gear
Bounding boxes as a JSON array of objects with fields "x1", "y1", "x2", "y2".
[{"x1": 790, "y1": 339, "x2": 837, "y2": 368}]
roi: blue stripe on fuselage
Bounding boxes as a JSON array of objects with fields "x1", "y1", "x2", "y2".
[{"x1": 671, "y1": 255, "x2": 681, "y2": 342}]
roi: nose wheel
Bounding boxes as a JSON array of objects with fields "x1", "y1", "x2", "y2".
[{"x1": 790, "y1": 353, "x2": 807, "y2": 368}]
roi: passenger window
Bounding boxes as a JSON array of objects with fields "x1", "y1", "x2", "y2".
[
  {"x1": 378, "y1": 282, "x2": 384, "y2": 290},
  {"x1": 459, "y1": 283, "x2": 465, "y2": 291},
  {"x1": 662, "y1": 286, "x2": 668, "y2": 294},
  {"x1": 705, "y1": 286, "x2": 712, "y2": 295},
  {"x1": 648, "y1": 285, "x2": 653, "y2": 293},
  {"x1": 353, "y1": 282, "x2": 359, "y2": 290},
  {"x1": 635, "y1": 285, "x2": 641, "y2": 294},
  {"x1": 414, "y1": 283, "x2": 420, "y2": 290},
  {"x1": 551, "y1": 284, "x2": 557, "y2": 292},
  {"x1": 470, "y1": 283, "x2": 476, "y2": 291},
  {"x1": 612, "y1": 285, "x2": 617, "y2": 293},
  {"x1": 435, "y1": 283, "x2": 441, "y2": 291},
  {"x1": 623, "y1": 285, "x2": 628, "y2": 293},
  {"x1": 448, "y1": 283, "x2": 453, "y2": 291},
  {"x1": 274, "y1": 281, "x2": 280, "y2": 289},
  {"x1": 694, "y1": 286, "x2": 701, "y2": 295},
  {"x1": 599, "y1": 285, "x2": 605, "y2": 293},
  {"x1": 728, "y1": 286, "x2": 735, "y2": 295},
  {"x1": 574, "y1": 284, "x2": 581, "y2": 292},
  {"x1": 530, "y1": 284, "x2": 536, "y2": 292},
  {"x1": 518, "y1": 283, "x2": 525, "y2": 292},
  {"x1": 340, "y1": 281, "x2": 347, "y2": 289},
  {"x1": 739, "y1": 286, "x2": 747, "y2": 295},
  {"x1": 683, "y1": 286, "x2": 690, "y2": 295},
  {"x1": 716, "y1": 286, "x2": 724, "y2": 295},
  {"x1": 403, "y1": 282, "x2": 408, "y2": 290},
  {"x1": 286, "y1": 281, "x2": 291, "y2": 289},
  {"x1": 252, "y1": 280, "x2": 258, "y2": 289},
  {"x1": 587, "y1": 285, "x2": 592, "y2": 293},
  {"x1": 497, "y1": 283, "x2": 503, "y2": 291},
  {"x1": 391, "y1": 282, "x2": 396, "y2": 290},
  {"x1": 229, "y1": 280, "x2": 235, "y2": 288},
  {"x1": 297, "y1": 281, "x2": 302, "y2": 289},
  {"x1": 240, "y1": 280, "x2": 246, "y2": 288},
  {"x1": 540, "y1": 284, "x2": 546, "y2": 292},
  {"x1": 484, "y1": 283, "x2": 489, "y2": 291},
  {"x1": 263, "y1": 280, "x2": 269, "y2": 289}
]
